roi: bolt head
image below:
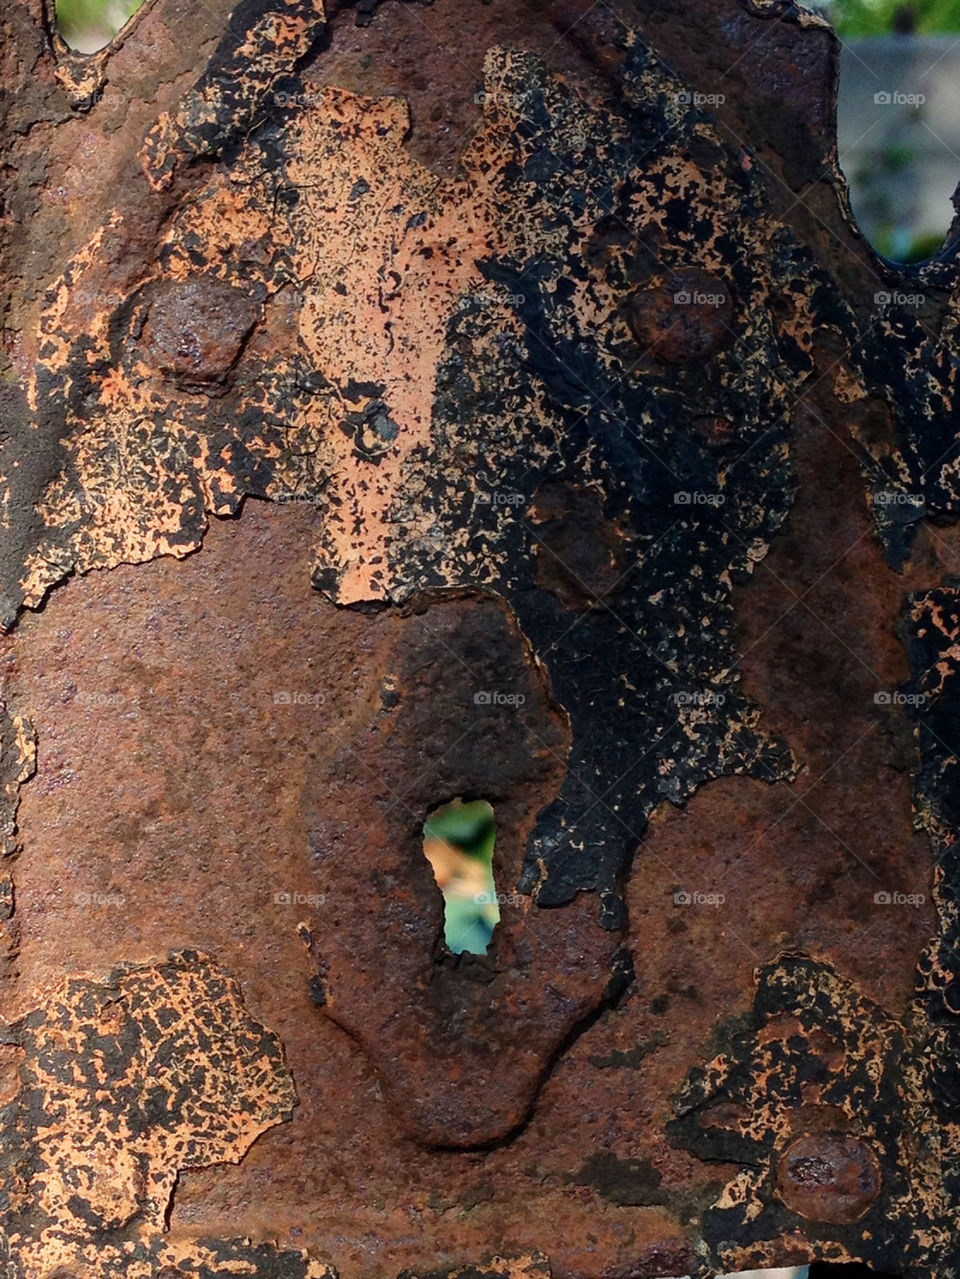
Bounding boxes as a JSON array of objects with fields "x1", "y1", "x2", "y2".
[
  {"x1": 776, "y1": 1131, "x2": 881, "y2": 1224},
  {"x1": 143, "y1": 275, "x2": 259, "y2": 389},
  {"x1": 628, "y1": 269, "x2": 734, "y2": 363}
]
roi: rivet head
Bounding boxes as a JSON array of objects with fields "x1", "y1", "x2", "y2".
[
  {"x1": 628, "y1": 268, "x2": 734, "y2": 363},
  {"x1": 691, "y1": 414, "x2": 735, "y2": 446},
  {"x1": 776, "y1": 1132, "x2": 881, "y2": 1224},
  {"x1": 144, "y1": 275, "x2": 259, "y2": 389},
  {"x1": 529, "y1": 480, "x2": 627, "y2": 610}
]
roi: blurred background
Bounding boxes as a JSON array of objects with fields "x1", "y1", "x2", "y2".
[
  {"x1": 423, "y1": 799, "x2": 499, "y2": 954},
  {"x1": 812, "y1": 0, "x2": 960, "y2": 261},
  {"x1": 55, "y1": 0, "x2": 142, "y2": 53}
]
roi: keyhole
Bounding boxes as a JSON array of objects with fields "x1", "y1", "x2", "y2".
[{"x1": 423, "y1": 799, "x2": 499, "y2": 954}]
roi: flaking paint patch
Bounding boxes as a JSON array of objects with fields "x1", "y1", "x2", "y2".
[
  {"x1": 0, "y1": 949, "x2": 331, "y2": 1277},
  {"x1": 399, "y1": 1257, "x2": 550, "y2": 1279},
  {"x1": 139, "y1": 0, "x2": 328, "y2": 192},
  {"x1": 669, "y1": 957, "x2": 956, "y2": 1275},
  {"x1": 842, "y1": 284, "x2": 960, "y2": 570},
  {"x1": 24, "y1": 36, "x2": 826, "y2": 610},
  {"x1": 0, "y1": 707, "x2": 35, "y2": 864}
]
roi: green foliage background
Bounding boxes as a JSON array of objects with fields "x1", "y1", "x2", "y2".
[
  {"x1": 818, "y1": 0, "x2": 960, "y2": 34},
  {"x1": 56, "y1": 0, "x2": 142, "y2": 48}
]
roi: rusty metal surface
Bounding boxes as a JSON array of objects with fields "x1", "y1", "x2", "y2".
[{"x1": 1, "y1": 0, "x2": 960, "y2": 1276}]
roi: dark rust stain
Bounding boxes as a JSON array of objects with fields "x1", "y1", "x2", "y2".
[
  {"x1": 600, "y1": 1240, "x2": 698, "y2": 1279},
  {"x1": 787, "y1": 1103, "x2": 852, "y2": 1136}
]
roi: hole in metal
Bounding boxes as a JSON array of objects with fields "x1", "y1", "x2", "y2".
[
  {"x1": 813, "y1": 0, "x2": 960, "y2": 262},
  {"x1": 423, "y1": 798, "x2": 498, "y2": 954},
  {"x1": 55, "y1": 0, "x2": 144, "y2": 53}
]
